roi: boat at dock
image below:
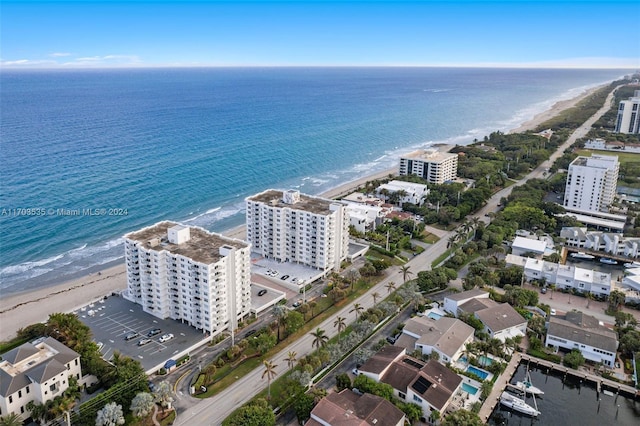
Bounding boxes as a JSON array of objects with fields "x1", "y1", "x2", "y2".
[
  {"x1": 624, "y1": 261, "x2": 640, "y2": 269},
  {"x1": 500, "y1": 391, "x2": 541, "y2": 416},
  {"x1": 515, "y1": 370, "x2": 544, "y2": 395},
  {"x1": 570, "y1": 252, "x2": 595, "y2": 260},
  {"x1": 599, "y1": 257, "x2": 618, "y2": 265}
]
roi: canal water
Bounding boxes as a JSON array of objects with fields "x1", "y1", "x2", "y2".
[{"x1": 489, "y1": 363, "x2": 640, "y2": 426}]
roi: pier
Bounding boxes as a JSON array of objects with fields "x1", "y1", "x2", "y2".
[{"x1": 478, "y1": 353, "x2": 640, "y2": 422}]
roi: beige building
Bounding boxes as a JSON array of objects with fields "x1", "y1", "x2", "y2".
[
  {"x1": 246, "y1": 189, "x2": 349, "y2": 272},
  {"x1": 399, "y1": 150, "x2": 458, "y2": 184},
  {"x1": 124, "y1": 221, "x2": 251, "y2": 336},
  {"x1": 0, "y1": 338, "x2": 82, "y2": 421}
]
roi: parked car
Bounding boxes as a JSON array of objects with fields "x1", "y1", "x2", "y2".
[
  {"x1": 292, "y1": 300, "x2": 302, "y2": 308},
  {"x1": 246, "y1": 329, "x2": 257, "y2": 337},
  {"x1": 147, "y1": 328, "x2": 162, "y2": 337},
  {"x1": 258, "y1": 289, "x2": 267, "y2": 296},
  {"x1": 125, "y1": 331, "x2": 140, "y2": 341},
  {"x1": 352, "y1": 368, "x2": 360, "y2": 376},
  {"x1": 541, "y1": 287, "x2": 547, "y2": 294},
  {"x1": 281, "y1": 275, "x2": 290, "y2": 280},
  {"x1": 138, "y1": 338, "x2": 152, "y2": 346},
  {"x1": 158, "y1": 333, "x2": 174, "y2": 343},
  {"x1": 550, "y1": 308, "x2": 556, "y2": 316}
]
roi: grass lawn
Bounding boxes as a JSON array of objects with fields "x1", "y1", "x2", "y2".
[
  {"x1": 575, "y1": 149, "x2": 640, "y2": 165},
  {"x1": 422, "y1": 233, "x2": 439, "y2": 244}
]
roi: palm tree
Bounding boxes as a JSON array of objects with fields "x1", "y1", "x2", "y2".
[
  {"x1": 272, "y1": 304, "x2": 288, "y2": 341},
  {"x1": 0, "y1": 413, "x2": 23, "y2": 426},
  {"x1": 586, "y1": 292, "x2": 593, "y2": 308},
  {"x1": 311, "y1": 328, "x2": 329, "y2": 349},
  {"x1": 309, "y1": 301, "x2": 318, "y2": 318},
  {"x1": 285, "y1": 351, "x2": 297, "y2": 369},
  {"x1": 350, "y1": 303, "x2": 364, "y2": 321},
  {"x1": 385, "y1": 281, "x2": 396, "y2": 294},
  {"x1": 399, "y1": 265, "x2": 413, "y2": 283},
  {"x1": 262, "y1": 360, "x2": 278, "y2": 399},
  {"x1": 447, "y1": 234, "x2": 459, "y2": 249},
  {"x1": 372, "y1": 291, "x2": 381, "y2": 305},
  {"x1": 334, "y1": 316, "x2": 346, "y2": 342},
  {"x1": 96, "y1": 402, "x2": 125, "y2": 426}
]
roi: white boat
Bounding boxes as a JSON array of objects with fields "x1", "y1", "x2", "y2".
[
  {"x1": 599, "y1": 257, "x2": 618, "y2": 265},
  {"x1": 571, "y1": 252, "x2": 595, "y2": 260},
  {"x1": 515, "y1": 370, "x2": 544, "y2": 395},
  {"x1": 624, "y1": 261, "x2": 640, "y2": 269},
  {"x1": 500, "y1": 391, "x2": 541, "y2": 416}
]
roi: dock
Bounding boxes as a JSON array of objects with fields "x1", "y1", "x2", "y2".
[{"x1": 478, "y1": 353, "x2": 640, "y2": 422}]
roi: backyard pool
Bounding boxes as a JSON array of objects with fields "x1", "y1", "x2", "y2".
[
  {"x1": 427, "y1": 312, "x2": 443, "y2": 320},
  {"x1": 462, "y1": 383, "x2": 479, "y2": 395},
  {"x1": 466, "y1": 365, "x2": 490, "y2": 380}
]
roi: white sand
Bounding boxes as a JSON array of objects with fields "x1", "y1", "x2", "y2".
[{"x1": 0, "y1": 84, "x2": 603, "y2": 340}]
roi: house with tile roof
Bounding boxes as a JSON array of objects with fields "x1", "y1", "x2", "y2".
[
  {"x1": 545, "y1": 311, "x2": 618, "y2": 367},
  {"x1": 474, "y1": 303, "x2": 527, "y2": 342},
  {"x1": 0, "y1": 337, "x2": 81, "y2": 421},
  {"x1": 358, "y1": 347, "x2": 461, "y2": 418},
  {"x1": 307, "y1": 389, "x2": 405, "y2": 426}
]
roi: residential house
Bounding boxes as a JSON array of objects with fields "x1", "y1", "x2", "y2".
[
  {"x1": 443, "y1": 289, "x2": 490, "y2": 315},
  {"x1": 474, "y1": 303, "x2": 527, "y2": 342},
  {"x1": 307, "y1": 389, "x2": 405, "y2": 426}
]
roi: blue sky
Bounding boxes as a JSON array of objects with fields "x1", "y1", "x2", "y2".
[{"x1": 2, "y1": 1, "x2": 639, "y2": 68}]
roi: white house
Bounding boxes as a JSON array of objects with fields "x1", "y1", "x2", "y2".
[
  {"x1": 394, "y1": 316, "x2": 475, "y2": 364},
  {"x1": 511, "y1": 236, "x2": 548, "y2": 258},
  {"x1": 376, "y1": 180, "x2": 429, "y2": 206},
  {"x1": 443, "y1": 289, "x2": 490, "y2": 315},
  {"x1": 342, "y1": 202, "x2": 387, "y2": 234},
  {"x1": 545, "y1": 312, "x2": 618, "y2": 367},
  {"x1": 474, "y1": 303, "x2": 527, "y2": 342},
  {"x1": 0, "y1": 338, "x2": 82, "y2": 421}
]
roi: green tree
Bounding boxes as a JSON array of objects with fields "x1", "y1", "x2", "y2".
[
  {"x1": 353, "y1": 374, "x2": 394, "y2": 401},
  {"x1": 563, "y1": 349, "x2": 586, "y2": 369},
  {"x1": 311, "y1": 328, "x2": 329, "y2": 349},
  {"x1": 399, "y1": 265, "x2": 413, "y2": 283},
  {"x1": 350, "y1": 303, "x2": 364, "y2": 320},
  {"x1": 222, "y1": 398, "x2": 275, "y2": 426},
  {"x1": 293, "y1": 393, "x2": 316, "y2": 424},
  {"x1": 262, "y1": 360, "x2": 278, "y2": 399},
  {"x1": 607, "y1": 290, "x2": 626, "y2": 313},
  {"x1": 372, "y1": 291, "x2": 381, "y2": 305},
  {"x1": 398, "y1": 402, "x2": 422, "y2": 423},
  {"x1": 333, "y1": 316, "x2": 346, "y2": 342},
  {"x1": 154, "y1": 381, "x2": 174, "y2": 413},
  {"x1": 272, "y1": 304, "x2": 288, "y2": 341},
  {"x1": 336, "y1": 373, "x2": 352, "y2": 391},
  {"x1": 95, "y1": 402, "x2": 125, "y2": 426},
  {"x1": 441, "y1": 409, "x2": 484, "y2": 426},
  {"x1": 285, "y1": 350, "x2": 298, "y2": 369},
  {"x1": 130, "y1": 392, "x2": 155, "y2": 418},
  {"x1": 0, "y1": 413, "x2": 23, "y2": 426},
  {"x1": 385, "y1": 281, "x2": 397, "y2": 294},
  {"x1": 284, "y1": 310, "x2": 305, "y2": 336}
]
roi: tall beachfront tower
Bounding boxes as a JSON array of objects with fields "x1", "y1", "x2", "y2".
[
  {"x1": 399, "y1": 150, "x2": 458, "y2": 184},
  {"x1": 124, "y1": 222, "x2": 251, "y2": 336},
  {"x1": 564, "y1": 154, "x2": 620, "y2": 213},
  {"x1": 246, "y1": 189, "x2": 349, "y2": 273},
  {"x1": 615, "y1": 90, "x2": 640, "y2": 134}
]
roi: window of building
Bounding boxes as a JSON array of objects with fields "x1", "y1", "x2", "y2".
[{"x1": 413, "y1": 395, "x2": 422, "y2": 403}]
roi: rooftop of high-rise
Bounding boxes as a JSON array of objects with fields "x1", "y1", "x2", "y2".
[{"x1": 246, "y1": 189, "x2": 339, "y2": 215}]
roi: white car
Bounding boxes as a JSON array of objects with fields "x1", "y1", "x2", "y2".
[
  {"x1": 158, "y1": 333, "x2": 174, "y2": 343},
  {"x1": 550, "y1": 309, "x2": 556, "y2": 316}
]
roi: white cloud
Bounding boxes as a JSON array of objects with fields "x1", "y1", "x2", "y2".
[
  {"x1": 0, "y1": 59, "x2": 58, "y2": 67},
  {"x1": 49, "y1": 52, "x2": 72, "y2": 57},
  {"x1": 1, "y1": 54, "x2": 143, "y2": 68}
]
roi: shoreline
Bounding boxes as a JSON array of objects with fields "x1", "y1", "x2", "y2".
[{"x1": 0, "y1": 84, "x2": 604, "y2": 341}]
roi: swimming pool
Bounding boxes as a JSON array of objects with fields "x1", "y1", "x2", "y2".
[
  {"x1": 427, "y1": 312, "x2": 443, "y2": 320},
  {"x1": 477, "y1": 355, "x2": 493, "y2": 366},
  {"x1": 462, "y1": 383, "x2": 479, "y2": 395},
  {"x1": 467, "y1": 365, "x2": 489, "y2": 380}
]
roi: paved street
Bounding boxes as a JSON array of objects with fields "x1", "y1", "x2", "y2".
[{"x1": 173, "y1": 85, "x2": 623, "y2": 425}]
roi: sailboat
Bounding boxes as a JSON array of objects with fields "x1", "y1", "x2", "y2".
[
  {"x1": 500, "y1": 391, "x2": 541, "y2": 416},
  {"x1": 515, "y1": 370, "x2": 544, "y2": 395}
]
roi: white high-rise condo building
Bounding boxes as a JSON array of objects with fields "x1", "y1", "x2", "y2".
[
  {"x1": 399, "y1": 150, "x2": 458, "y2": 184},
  {"x1": 124, "y1": 222, "x2": 251, "y2": 336},
  {"x1": 564, "y1": 154, "x2": 619, "y2": 213},
  {"x1": 246, "y1": 189, "x2": 349, "y2": 272},
  {"x1": 615, "y1": 90, "x2": 640, "y2": 134}
]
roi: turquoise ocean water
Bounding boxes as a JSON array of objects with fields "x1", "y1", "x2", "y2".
[{"x1": 0, "y1": 67, "x2": 629, "y2": 294}]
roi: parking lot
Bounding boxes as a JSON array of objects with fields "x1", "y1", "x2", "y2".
[
  {"x1": 77, "y1": 295, "x2": 207, "y2": 373},
  {"x1": 251, "y1": 254, "x2": 325, "y2": 292}
]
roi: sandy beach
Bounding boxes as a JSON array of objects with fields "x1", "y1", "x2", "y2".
[{"x1": 0, "y1": 85, "x2": 603, "y2": 341}]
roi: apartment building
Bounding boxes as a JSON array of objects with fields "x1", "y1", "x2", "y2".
[
  {"x1": 560, "y1": 227, "x2": 640, "y2": 258},
  {"x1": 124, "y1": 222, "x2": 251, "y2": 336},
  {"x1": 564, "y1": 155, "x2": 619, "y2": 213},
  {"x1": 245, "y1": 189, "x2": 349, "y2": 272},
  {"x1": 0, "y1": 338, "x2": 82, "y2": 421},
  {"x1": 399, "y1": 150, "x2": 458, "y2": 184},
  {"x1": 375, "y1": 180, "x2": 429, "y2": 205},
  {"x1": 614, "y1": 90, "x2": 640, "y2": 134}
]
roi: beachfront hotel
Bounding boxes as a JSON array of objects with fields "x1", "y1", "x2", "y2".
[
  {"x1": 614, "y1": 90, "x2": 640, "y2": 134},
  {"x1": 124, "y1": 222, "x2": 251, "y2": 335},
  {"x1": 398, "y1": 149, "x2": 458, "y2": 184},
  {"x1": 0, "y1": 338, "x2": 82, "y2": 421},
  {"x1": 245, "y1": 189, "x2": 349, "y2": 272},
  {"x1": 563, "y1": 154, "x2": 619, "y2": 213}
]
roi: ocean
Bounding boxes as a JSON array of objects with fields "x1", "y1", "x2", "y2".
[
  {"x1": 0, "y1": 67, "x2": 630, "y2": 295},
  {"x1": 489, "y1": 362, "x2": 639, "y2": 425}
]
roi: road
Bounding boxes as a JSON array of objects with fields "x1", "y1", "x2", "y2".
[{"x1": 174, "y1": 85, "x2": 620, "y2": 425}]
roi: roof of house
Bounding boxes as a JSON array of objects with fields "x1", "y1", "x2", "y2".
[
  {"x1": 512, "y1": 236, "x2": 547, "y2": 254},
  {"x1": 547, "y1": 312, "x2": 618, "y2": 352},
  {"x1": 445, "y1": 289, "x2": 489, "y2": 302},
  {"x1": 359, "y1": 346, "x2": 405, "y2": 376},
  {"x1": 402, "y1": 316, "x2": 474, "y2": 358},
  {"x1": 475, "y1": 303, "x2": 527, "y2": 333},
  {"x1": 458, "y1": 298, "x2": 499, "y2": 315},
  {"x1": 375, "y1": 354, "x2": 461, "y2": 412},
  {"x1": 310, "y1": 389, "x2": 405, "y2": 426}
]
